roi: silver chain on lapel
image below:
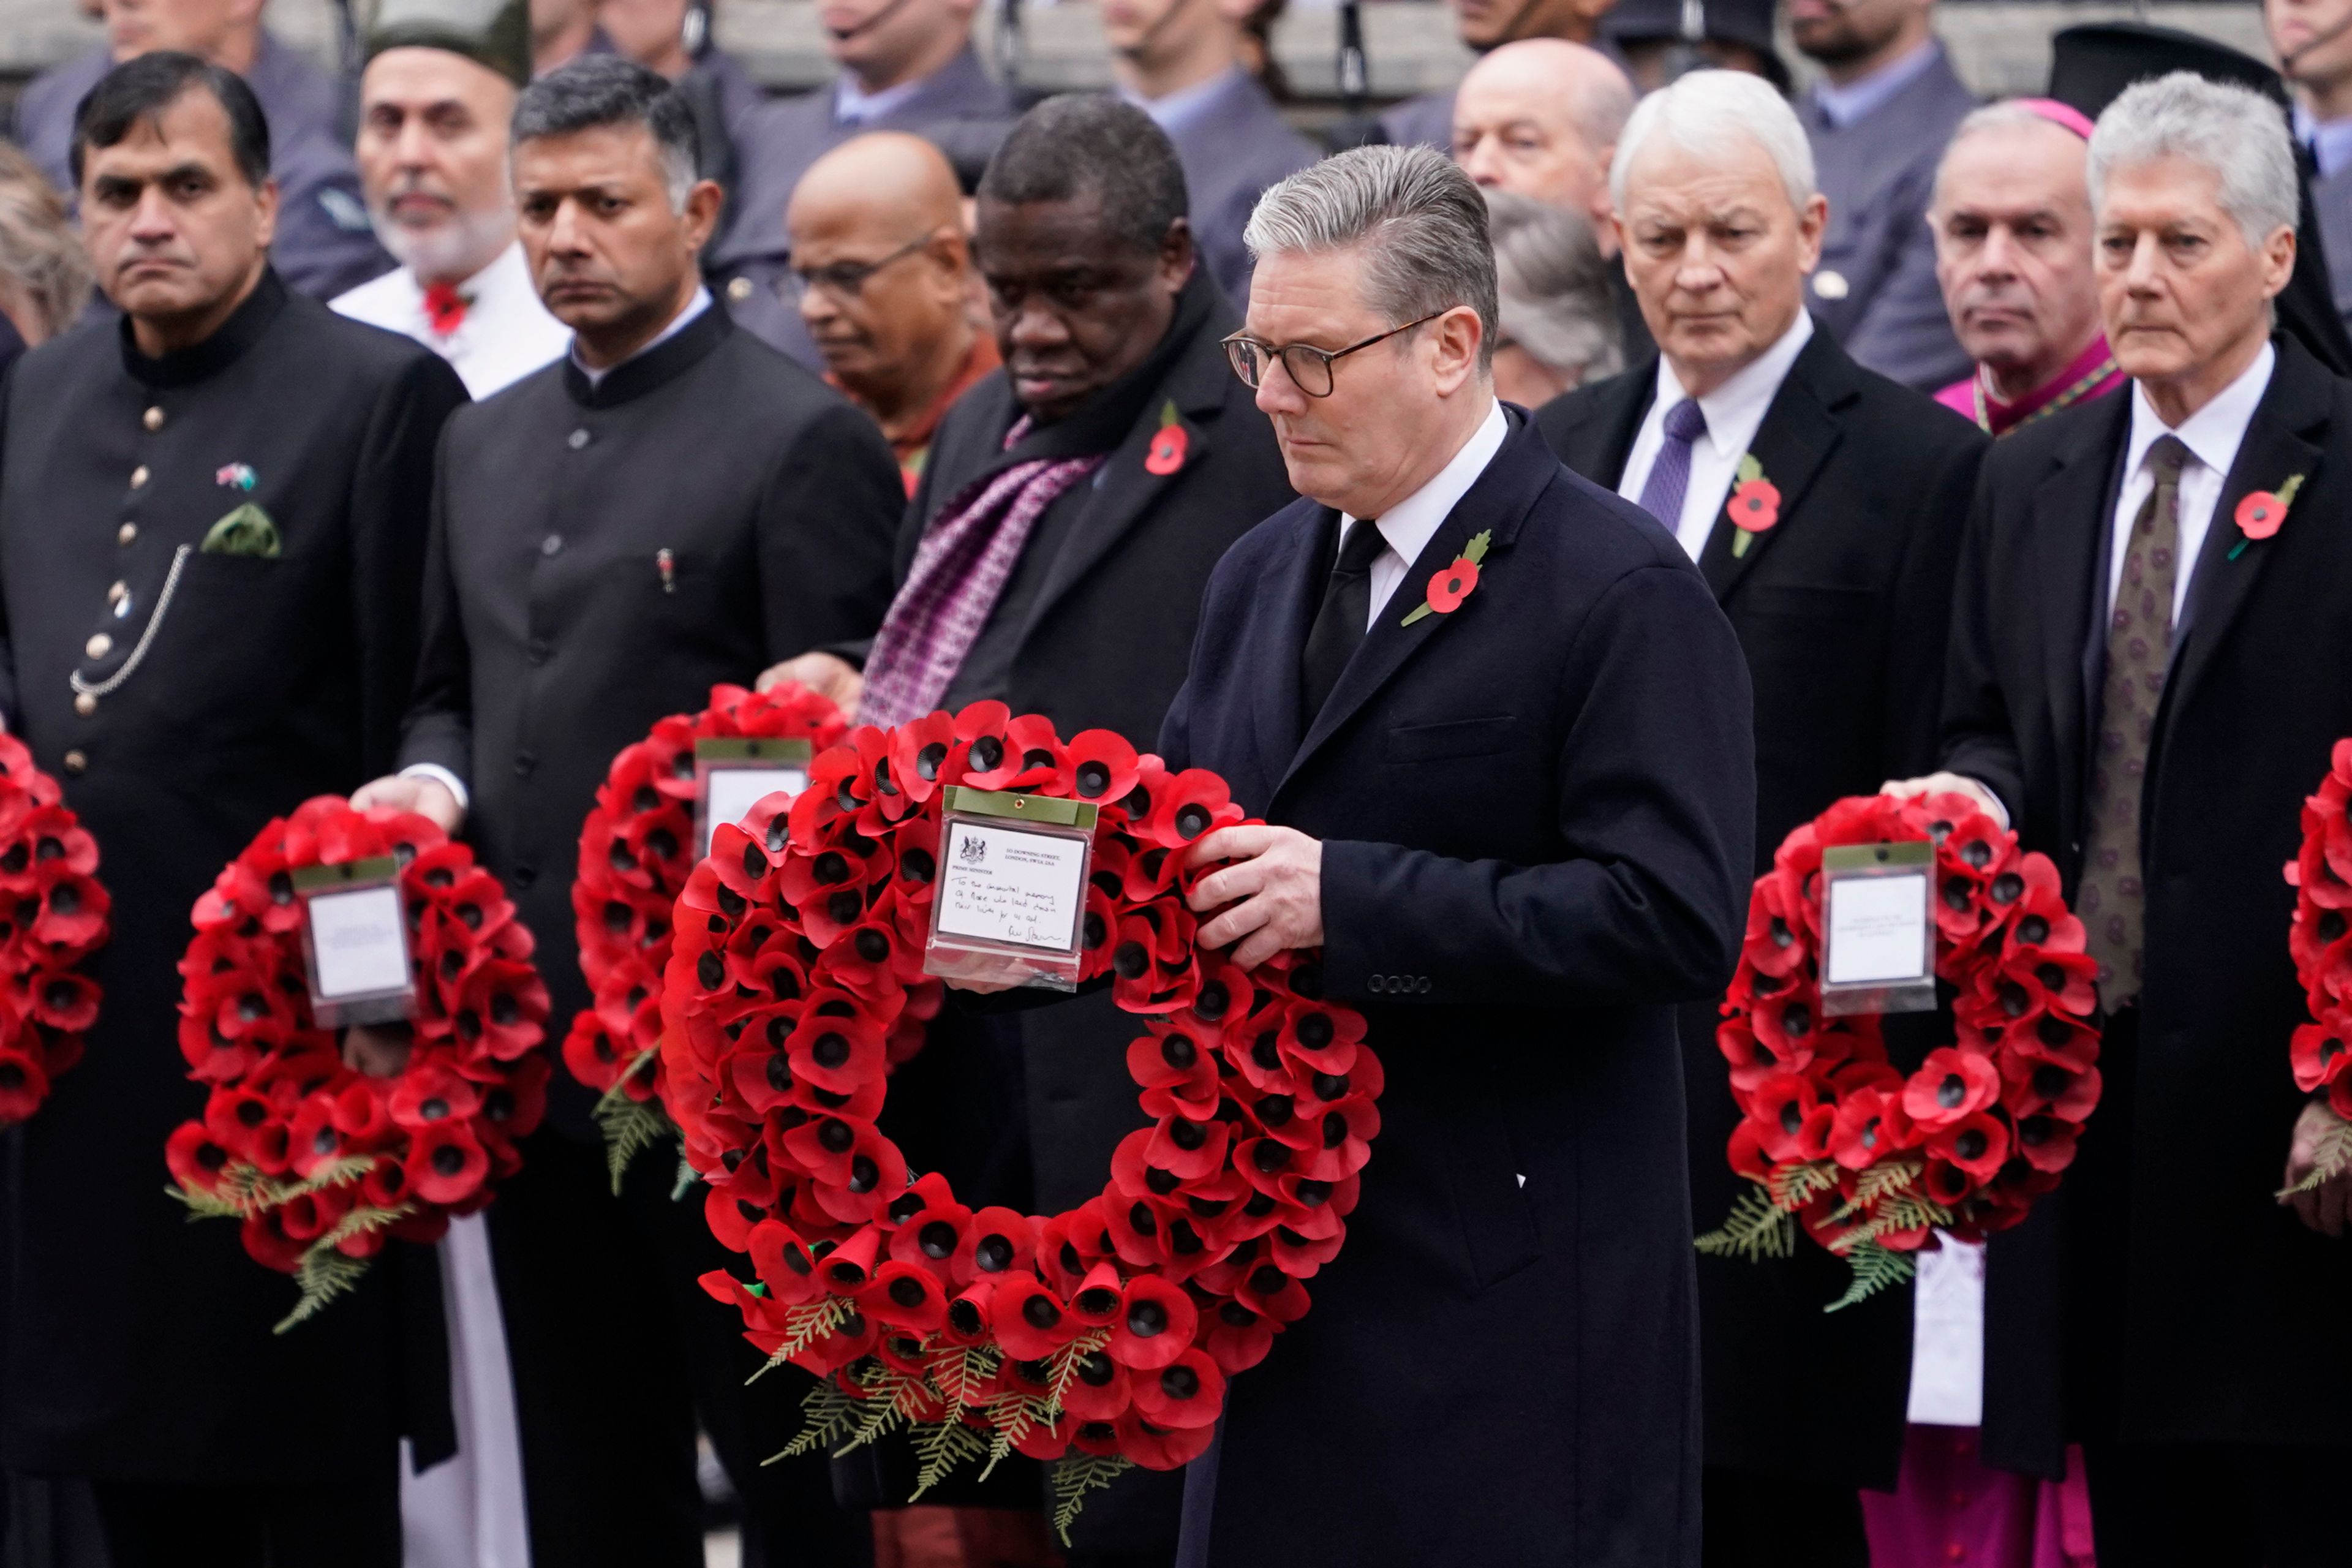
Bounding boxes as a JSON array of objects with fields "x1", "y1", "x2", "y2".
[{"x1": 70, "y1": 543, "x2": 190, "y2": 699}]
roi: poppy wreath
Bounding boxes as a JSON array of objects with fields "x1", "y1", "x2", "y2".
[
  {"x1": 166, "y1": 797, "x2": 552, "y2": 1331},
  {"x1": 563, "y1": 680, "x2": 850, "y2": 1188},
  {"x1": 1696, "y1": 792, "x2": 2101, "y2": 1310},
  {"x1": 0, "y1": 731, "x2": 110, "y2": 1127},
  {"x1": 2280, "y1": 739, "x2": 2352, "y2": 1191},
  {"x1": 669, "y1": 702, "x2": 1381, "y2": 1538}
]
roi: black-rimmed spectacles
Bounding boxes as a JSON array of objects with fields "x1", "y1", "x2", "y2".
[{"x1": 1222, "y1": 312, "x2": 1444, "y2": 397}]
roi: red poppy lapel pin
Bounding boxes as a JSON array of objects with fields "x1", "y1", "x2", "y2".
[
  {"x1": 1727, "y1": 454, "x2": 1781, "y2": 559},
  {"x1": 2229, "y1": 473, "x2": 2304, "y2": 559},
  {"x1": 1144, "y1": 399, "x2": 1189, "y2": 476},
  {"x1": 1401, "y1": 530, "x2": 1491, "y2": 626}
]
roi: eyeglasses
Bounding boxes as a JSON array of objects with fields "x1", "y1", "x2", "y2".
[
  {"x1": 1221, "y1": 312, "x2": 1445, "y2": 397},
  {"x1": 783, "y1": 234, "x2": 933, "y2": 303}
]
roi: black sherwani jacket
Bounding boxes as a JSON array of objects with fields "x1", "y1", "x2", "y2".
[
  {"x1": 1163, "y1": 409, "x2": 1754, "y2": 1567},
  {"x1": 1941, "y1": 336, "x2": 2352, "y2": 1473},
  {"x1": 1537, "y1": 328, "x2": 1988, "y2": 1489},
  {"x1": 398, "y1": 301, "x2": 903, "y2": 1137},
  {"x1": 0, "y1": 271, "x2": 467, "y2": 1480}
]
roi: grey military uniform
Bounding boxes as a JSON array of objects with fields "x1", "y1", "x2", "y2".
[
  {"x1": 15, "y1": 33, "x2": 391, "y2": 301},
  {"x1": 2311, "y1": 162, "x2": 2352, "y2": 339},
  {"x1": 1153, "y1": 70, "x2": 1317, "y2": 304},
  {"x1": 1798, "y1": 43, "x2": 1975, "y2": 392}
]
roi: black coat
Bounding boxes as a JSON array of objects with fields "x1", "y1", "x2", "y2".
[
  {"x1": 1941, "y1": 335, "x2": 2352, "y2": 1472},
  {"x1": 1537, "y1": 329, "x2": 1988, "y2": 1488},
  {"x1": 0, "y1": 271, "x2": 467, "y2": 1480},
  {"x1": 1161, "y1": 409, "x2": 1754, "y2": 1566},
  {"x1": 399, "y1": 301, "x2": 904, "y2": 1136}
]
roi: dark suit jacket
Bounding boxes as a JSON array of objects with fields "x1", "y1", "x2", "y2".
[
  {"x1": 1941, "y1": 335, "x2": 2352, "y2": 1471},
  {"x1": 1166, "y1": 72, "x2": 1319, "y2": 306},
  {"x1": 397, "y1": 303, "x2": 903, "y2": 1137},
  {"x1": 704, "y1": 48, "x2": 1015, "y2": 364},
  {"x1": 0, "y1": 271, "x2": 467, "y2": 1479},
  {"x1": 1163, "y1": 410, "x2": 1753, "y2": 1566},
  {"x1": 1537, "y1": 330, "x2": 1986, "y2": 1487}
]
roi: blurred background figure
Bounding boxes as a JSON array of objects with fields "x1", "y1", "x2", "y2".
[
  {"x1": 1102, "y1": 0, "x2": 1314, "y2": 303},
  {"x1": 1791, "y1": 0, "x2": 1975, "y2": 390},
  {"x1": 337, "y1": 0, "x2": 568, "y2": 397},
  {"x1": 0, "y1": 143, "x2": 93, "y2": 369},
  {"x1": 1928, "y1": 99, "x2": 2119, "y2": 435},
  {"x1": 1603, "y1": 0, "x2": 1787, "y2": 92},
  {"x1": 13, "y1": 0, "x2": 392, "y2": 299},
  {"x1": 530, "y1": 0, "x2": 608, "y2": 72},
  {"x1": 1450, "y1": 38, "x2": 1648, "y2": 361},
  {"x1": 2269, "y1": 0, "x2": 2352, "y2": 332},
  {"x1": 1486, "y1": 187, "x2": 1621, "y2": 404},
  {"x1": 1378, "y1": 0, "x2": 1621, "y2": 154},
  {"x1": 600, "y1": 0, "x2": 773, "y2": 271},
  {"x1": 786, "y1": 130, "x2": 997, "y2": 493},
  {"x1": 703, "y1": 0, "x2": 1012, "y2": 362}
]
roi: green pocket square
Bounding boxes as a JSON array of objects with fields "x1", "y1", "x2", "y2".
[{"x1": 202, "y1": 503, "x2": 281, "y2": 558}]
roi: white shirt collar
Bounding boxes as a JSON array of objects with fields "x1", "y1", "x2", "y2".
[
  {"x1": 2294, "y1": 104, "x2": 2352, "y2": 179},
  {"x1": 1342, "y1": 399, "x2": 1509, "y2": 627},
  {"x1": 835, "y1": 72, "x2": 925, "y2": 126},
  {"x1": 2123, "y1": 339, "x2": 2275, "y2": 489},
  {"x1": 1812, "y1": 38, "x2": 1942, "y2": 130},
  {"x1": 1120, "y1": 67, "x2": 1242, "y2": 138},
  {"x1": 1657, "y1": 309, "x2": 1814, "y2": 468},
  {"x1": 571, "y1": 284, "x2": 713, "y2": 386}
]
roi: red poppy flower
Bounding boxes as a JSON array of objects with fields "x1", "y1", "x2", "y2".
[
  {"x1": 1728, "y1": 478, "x2": 1780, "y2": 532},
  {"x1": 407, "y1": 1119, "x2": 489, "y2": 1205},
  {"x1": 1128, "y1": 1347, "x2": 1224, "y2": 1428},
  {"x1": 2235, "y1": 489, "x2": 2288, "y2": 540},
  {"x1": 989, "y1": 1273, "x2": 1076, "y2": 1359},
  {"x1": 1061, "y1": 729, "x2": 1142, "y2": 807},
  {"x1": 1928, "y1": 1111, "x2": 2009, "y2": 1182},
  {"x1": 1107, "y1": 1275, "x2": 1197, "y2": 1370},
  {"x1": 2013, "y1": 1113, "x2": 2079, "y2": 1174},
  {"x1": 1423, "y1": 557, "x2": 1480, "y2": 616},
  {"x1": 1145, "y1": 421, "x2": 1188, "y2": 477},
  {"x1": 1902, "y1": 1047, "x2": 2000, "y2": 1132},
  {"x1": 2292, "y1": 1022, "x2": 2352, "y2": 1091}
]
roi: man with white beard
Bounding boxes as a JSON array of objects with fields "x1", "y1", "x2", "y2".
[{"x1": 336, "y1": 0, "x2": 568, "y2": 398}]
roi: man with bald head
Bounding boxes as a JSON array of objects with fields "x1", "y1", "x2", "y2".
[
  {"x1": 1378, "y1": 0, "x2": 1623, "y2": 153},
  {"x1": 789, "y1": 132, "x2": 998, "y2": 492},
  {"x1": 1930, "y1": 99, "x2": 2122, "y2": 434},
  {"x1": 1452, "y1": 37, "x2": 1650, "y2": 361}
]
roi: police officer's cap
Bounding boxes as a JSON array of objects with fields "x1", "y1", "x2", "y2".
[{"x1": 365, "y1": 0, "x2": 533, "y2": 87}]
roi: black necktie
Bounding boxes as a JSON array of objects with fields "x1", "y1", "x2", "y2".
[{"x1": 1300, "y1": 517, "x2": 1387, "y2": 724}]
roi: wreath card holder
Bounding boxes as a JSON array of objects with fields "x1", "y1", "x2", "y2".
[
  {"x1": 1819, "y1": 842, "x2": 1936, "y2": 1018},
  {"x1": 293, "y1": 857, "x2": 414, "y2": 1028},
  {"x1": 924, "y1": 786, "x2": 1097, "y2": 992},
  {"x1": 696, "y1": 736, "x2": 815, "y2": 861}
]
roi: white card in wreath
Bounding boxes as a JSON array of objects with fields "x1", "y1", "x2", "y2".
[
  {"x1": 925, "y1": 788, "x2": 1099, "y2": 991},
  {"x1": 1819, "y1": 841, "x2": 1936, "y2": 1016},
  {"x1": 296, "y1": 856, "x2": 417, "y2": 1027}
]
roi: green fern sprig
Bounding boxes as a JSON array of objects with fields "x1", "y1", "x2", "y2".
[
  {"x1": 1822, "y1": 1236, "x2": 1917, "y2": 1313},
  {"x1": 1050, "y1": 1455, "x2": 1136, "y2": 1546},
  {"x1": 770, "y1": 1374, "x2": 862, "y2": 1463},
  {"x1": 2278, "y1": 1112, "x2": 2352, "y2": 1196},
  {"x1": 907, "y1": 1414, "x2": 991, "y2": 1502},
  {"x1": 1695, "y1": 1186, "x2": 1796, "y2": 1263},
  {"x1": 747, "y1": 1295, "x2": 853, "y2": 1383},
  {"x1": 592, "y1": 1046, "x2": 677, "y2": 1195}
]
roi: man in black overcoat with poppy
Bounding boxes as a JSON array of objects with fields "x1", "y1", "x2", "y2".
[
  {"x1": 0, "y1": 55, "x2": 467, "y2": 1564},
  {"x1": 1161, "y1": 144, "x2": 1752, "y2": 1568},
  {"x1": 760, "y1": 93, "x2": 1294, "y2": 1566},
  {"x1": 1537, "y1": 70, "x2": 1985, "y2": 1567},
  {"x1": 1894, "y1": 72, "x2": 2352, "y2": 1564}
]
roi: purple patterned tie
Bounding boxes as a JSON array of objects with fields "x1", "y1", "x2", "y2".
[{"x1": 1636, "y1": 398, "x2": 1709, "y2": 533}]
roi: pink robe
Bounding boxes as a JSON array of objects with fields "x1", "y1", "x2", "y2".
[{"x1": 1934, "y1": 336, "x2": 2124, "y2": 436}]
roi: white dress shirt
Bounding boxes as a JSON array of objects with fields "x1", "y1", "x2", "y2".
[
  {"x1": 332, "y1": 240, "x2": 570, "y2": 401},
  {"x1": 1617, "y1": 312, "x2": 1814, "y2": 561},
  {"x1": 2111, "y1": 341, "x2": 2275, "y2": 624},
  {"x1": 2294, "y1": 104, "x2": 2352, "y2": 179},
  {"x1": 571, "y1": 284, "x2": 713, "y2": 388},
  {"x1": 1337, "y1": 399, "x2": 1508, "y2": 628}
]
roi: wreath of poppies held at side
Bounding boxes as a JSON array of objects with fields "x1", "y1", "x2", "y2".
[
  {"x1": 562, "y1": 682, "x2": 850, "y2": 1188},
  {"x1": 166, "y1": 798, "x2": 552, "y2": 1330},
  {"x1": 2282, "y1": 740, "x2": 2352, "y2": 1190},
  {"x1": 0, "y1": 733, "x2": 109, "y2": 1127},
  {"x1": 1697, "y1": 792, "x2": 2102, "y2": 1310},
  {"x1": 668, "y1": 703, "x2": 1382, "y2": 1535}
]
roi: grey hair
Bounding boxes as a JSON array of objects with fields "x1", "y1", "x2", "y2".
[
  {"x1": 1245, "y1": 143, "x2": 1499, "y2": 369},
  {"x1": 1609, "y1": 68, "x2": 1815, "y2": 214},
  {"x1": 512, "y1": 55, "x2": 699, "y2": 211},
  {"x1": 1487, "y1": 189, "x2": 1622, "y2": 384},
  {"x1": 1933, "y1": 100, "x2": 2087, "y2": 208},
  {"x1": 2088, "y1": 72, "x2": 2297, "y2": 250}
]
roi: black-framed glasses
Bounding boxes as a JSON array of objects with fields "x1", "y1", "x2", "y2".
[
  {"x1": 1221, "y1": 312, "x2": 1444, "y2": 397},
  {"x1": 783, "y1": 233, "x2": 933, "y2": 303}
]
